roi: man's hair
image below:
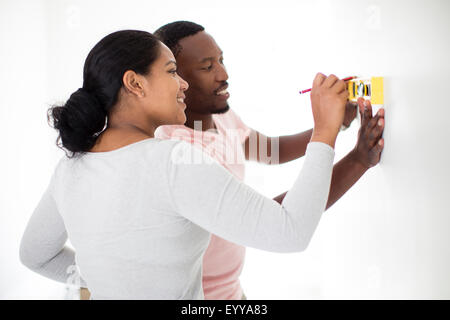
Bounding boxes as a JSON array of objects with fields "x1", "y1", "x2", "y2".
[{"x1": 154, "y1": 21, "x2": 204, "y2": 57}]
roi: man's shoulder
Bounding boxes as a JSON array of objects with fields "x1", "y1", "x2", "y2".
[
  {"x1": 155, "y1": 125, "x2": 194, "y2": 141},
  {"x1": 214, "y1": 108, "x2": 249, "y2": 130}
]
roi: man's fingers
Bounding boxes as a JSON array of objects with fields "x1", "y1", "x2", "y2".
[
  {"x1": 342, "y1": 101, "x2": 358, "y2": 127},
  {"x1": 372, "y1": 108, "x2": 385, "y2": 128},
  {"x1": 357, "y1": 98, "x2": 365, "y2": 119},
  {"x1": 323, "y1": 74, "x2": 339, "y2": 88},
  {"x1": 313, "y1": 73, "x2": 326, "y2": 87},
  {"x1": 347, "y1": 100, "x2": 358, "y2": 109},
  {"x1": 368, "y1": 114, "x2": 380, "y2": 130},
  {"x1": 371, "y1": 138, "x2": 384, "y2": 161},
  {"x1": 345, "y1": 100, "x2": 358, "y2": 117},
  {"x1": 367, "y1": 117, "x2": 385, "y2": 148},
  {"x1": 360, "y1": 99, "x2": 373, "y2": 127},
  {"x1": 368, "y1": 109, "x2": 385, "y2": 130}
]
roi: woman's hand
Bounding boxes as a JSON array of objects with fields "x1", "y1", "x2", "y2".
[{"x1": 310, "y1": 73, "x2": 349, "y2": 148}]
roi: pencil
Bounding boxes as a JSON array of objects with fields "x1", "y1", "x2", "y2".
[{"x1": 299, "y1": 76, "x2": 358, "y2": 94}]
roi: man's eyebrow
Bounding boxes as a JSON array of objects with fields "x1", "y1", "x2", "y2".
[
  {"x1": 199, "y1": 57, "x2": 214, "y2": 63},
  {"x1": 199, "y1": 51, "x2": 224, "y2": 63},
  {"x1": 165, "y1": 60, "x2": 177, "y2": 66}
]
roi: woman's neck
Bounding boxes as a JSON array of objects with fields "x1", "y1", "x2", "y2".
[{"x1": 90, "y1": 124, "x2": 154, "y2": 153}]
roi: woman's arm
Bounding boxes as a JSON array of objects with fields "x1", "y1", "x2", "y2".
[
  {"x1": 19, "y1": 184, "x2": 86, "y2": 287},
  {"x1": 167, "y1": 141, "x2": 334, "y2": 253}
]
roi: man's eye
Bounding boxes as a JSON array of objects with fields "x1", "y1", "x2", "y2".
[{"x1": 202, "y1": 65, "x2": 212, "y2": 71}]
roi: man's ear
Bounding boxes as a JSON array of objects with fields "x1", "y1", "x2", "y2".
[{"x1": 123, "y1": 70, "x2": 145, "y2": 97}]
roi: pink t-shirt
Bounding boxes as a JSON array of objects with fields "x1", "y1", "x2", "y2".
[{"x1": 155, "y1": 109, "x2": 251, "y2": 300}]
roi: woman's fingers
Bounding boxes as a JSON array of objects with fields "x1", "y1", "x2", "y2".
[
  {"x1": 323, "y1": 74, "x2": 339, "y2": 88},
  {"x1": 313, "y1": 72, "x2": 326, "y2": 87}
]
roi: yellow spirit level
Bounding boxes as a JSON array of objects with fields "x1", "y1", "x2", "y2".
[{"x1": 348, "y1": 77, "x2": 384, "y2": 105}]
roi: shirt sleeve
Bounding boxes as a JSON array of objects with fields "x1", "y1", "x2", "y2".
[
  {"x1": 166, "y1": 141, "x2": 335, "y2": 253},
  {"x1": 19, "y1": 177, "x2": 87, "y2": 288}
]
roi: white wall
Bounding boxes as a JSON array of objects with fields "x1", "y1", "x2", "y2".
[
  {"x1": 1, "y1": 0, "x2": 449, "y2": 299},
  {"x1": 240, "y1": 0, "x2": 450, "y2": 299},
  {"x1": 0, "y1": 0, "x2": 67, "y2": 299}
]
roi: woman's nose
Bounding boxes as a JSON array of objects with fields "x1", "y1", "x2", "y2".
[{"x1": 178, "y1": 75, "x2": 189, "y2": 91}]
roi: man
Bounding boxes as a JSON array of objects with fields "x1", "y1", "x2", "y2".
[{"x1": 152, "y1": 21, "x2": 385, "y2": 300}]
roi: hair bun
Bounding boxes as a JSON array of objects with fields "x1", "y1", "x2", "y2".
[{"x1": 49, "y1": 88, "x2": 107, "y2": 154}]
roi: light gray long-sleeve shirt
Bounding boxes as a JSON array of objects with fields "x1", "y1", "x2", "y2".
[{"x1": 19, "y1": 138, "x2": 334, "y2": 299}]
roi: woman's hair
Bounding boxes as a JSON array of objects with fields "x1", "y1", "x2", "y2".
[{"x1": 48, "y1": 30, "x2": 161, "y2": 157}]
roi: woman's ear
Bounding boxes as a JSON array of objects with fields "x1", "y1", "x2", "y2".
[{"x1": 123, "y1": 70, "x2": 145, "y2": 97}]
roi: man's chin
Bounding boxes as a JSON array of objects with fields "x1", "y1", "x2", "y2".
[{"x1": 211, "y1": 104, "x2": 230, "y2": 114}]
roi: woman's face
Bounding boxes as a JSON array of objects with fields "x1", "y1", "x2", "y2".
[{"x1": 141, "y1": 42, "x2": 189, "y2": 126}]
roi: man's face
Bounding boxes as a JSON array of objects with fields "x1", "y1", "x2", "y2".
[{"x1": 176, "y1": 31, "x2": 230, "y2": 115}]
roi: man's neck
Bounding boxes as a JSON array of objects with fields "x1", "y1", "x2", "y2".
[{"x1": 184, "y1": 110, "x2": 216, "y2": 132}]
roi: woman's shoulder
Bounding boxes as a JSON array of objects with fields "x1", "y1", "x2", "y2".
[
  {"x1": 83, "y1": 137, "x2": 180, "y2": 157},
  {"x1": 56, "y1": 138, "x2": 192, "y2": 170},
  {"x1": 53, "y1": 138, "x2": 198, "y2": 180}
]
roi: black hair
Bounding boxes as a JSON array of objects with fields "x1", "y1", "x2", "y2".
[
  {"x1": 48, "y1": 30, "x2": 161, "y2": 157},
  {"x1": 154, "y1": 21, "x2": 204, "y2": 57}
]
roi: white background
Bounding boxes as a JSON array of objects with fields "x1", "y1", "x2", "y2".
[{"x1": 1, "y1": 0, "x2": 449, "y2": 299}]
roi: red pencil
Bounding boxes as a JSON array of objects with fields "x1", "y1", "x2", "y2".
[{"x1": 299, "y1": 76, "x2": 358, "y2": 94}]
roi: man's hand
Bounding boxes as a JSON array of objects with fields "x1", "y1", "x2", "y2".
[
  {"x1": 273, "y1": 97, "x2": 383, "y2": 206},
  {"x1": 352, "y1": 97, "x2": 385, "y2": 168},
  {"x1": 342, "y1": 101, "x2": 358, "y2": 128}
]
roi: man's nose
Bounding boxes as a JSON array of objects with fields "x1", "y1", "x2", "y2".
[{"x1": 215, "y1": 63, "x2": 228, "y2": 82}]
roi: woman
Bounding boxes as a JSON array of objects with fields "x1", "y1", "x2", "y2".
[{"x1": 19, "y1": 30, "x2": 348, "y2": 299}]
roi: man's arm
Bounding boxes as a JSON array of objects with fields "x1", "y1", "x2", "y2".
[
  {"x1": 273, "y1": 149, "x2": 368, "y2": 209},
  {"x1": 244, "y1": 101, "x2": 358, "y2": 165},
  {"x1": 273, "y1": 98, "x2": 385, "y2": 209},
  {"x1": 244, "y1": 129, "x2": 312, "y2": 164}
]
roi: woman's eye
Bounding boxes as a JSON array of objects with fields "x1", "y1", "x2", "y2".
[{"x1": 169, "y1": 69, "x2": 177, "y2": 75}]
